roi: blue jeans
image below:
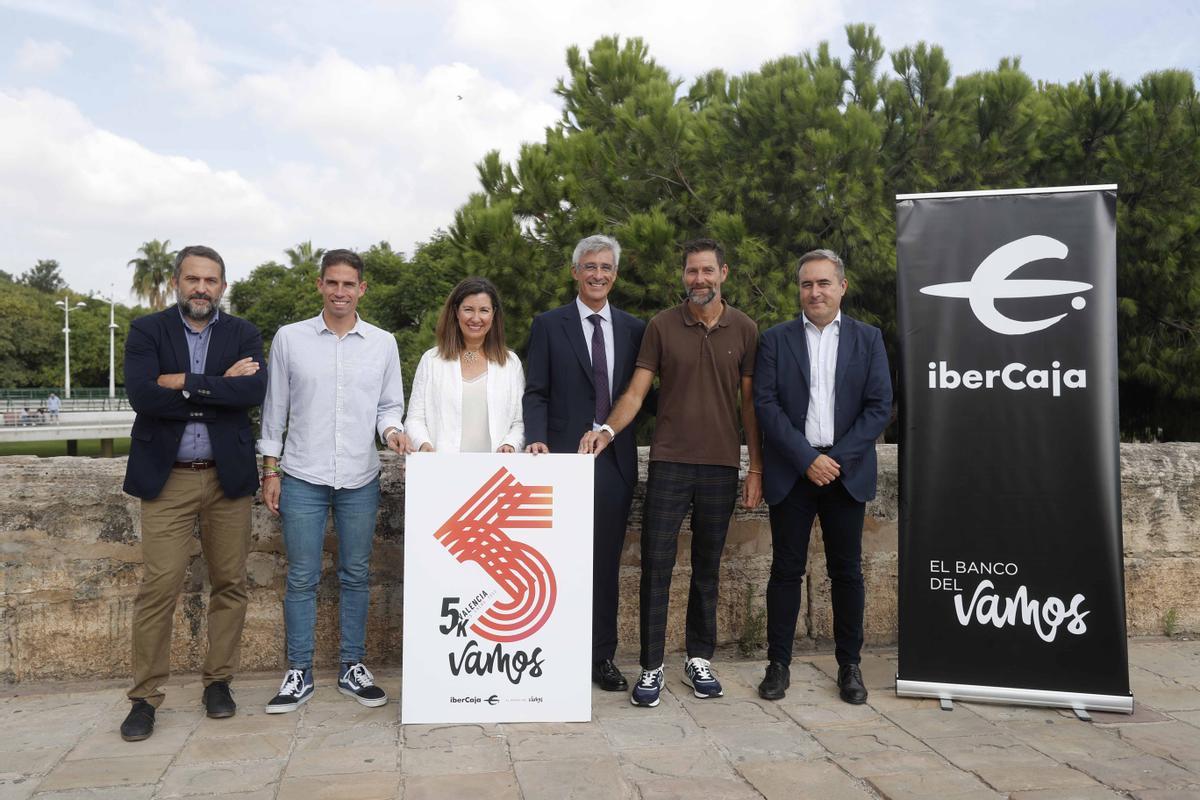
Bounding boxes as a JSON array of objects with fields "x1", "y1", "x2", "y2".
[{"x1": 280, "y1": 474, "x2": 380, "y2": 668}]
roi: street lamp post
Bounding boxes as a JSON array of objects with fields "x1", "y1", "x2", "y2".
[
  {"x1": 108, "y1": 285, "x2": 118, "y2": 400},
  {"x1": 55, "y1": 296, "x2": 86, "y2": 400}
]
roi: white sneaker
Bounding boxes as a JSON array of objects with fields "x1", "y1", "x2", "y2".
[
  {"x1": 682, "y1": 657, "x2": 723, "y2": 698},
  {"x1": 265, "y1": 667, "x2": 314, "y2": 714}
]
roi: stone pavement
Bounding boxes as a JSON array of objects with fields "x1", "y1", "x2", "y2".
[{"x1": 1, "y1": 639, "x2": 1198, "y2": 800}]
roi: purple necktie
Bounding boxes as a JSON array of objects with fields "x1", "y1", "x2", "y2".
[{"x1": 589, "y1": 314, "x2": 611, "y2": 424}]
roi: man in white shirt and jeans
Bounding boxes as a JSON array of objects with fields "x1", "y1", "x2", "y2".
[{"x1": 258, "y1": 248, "x2": 407, "y2": 713}]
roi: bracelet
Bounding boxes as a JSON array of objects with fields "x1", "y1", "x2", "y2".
[
  {"x1": 747, "y1": 469, "x2": 762, "y2": 475},
  {"x1": 262, "y1": 464, "x2": 280, "y2": 474},
  {"x1": 261, "y1": 472, "x2": 279, "y2": 482}
]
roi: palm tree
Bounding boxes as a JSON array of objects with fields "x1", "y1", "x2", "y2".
[
  {"x1": 284, "y1": 241, "x2": 325, "y2": 272},
  {"x1": 129, "y1": 239, "x2": 175, "y2": 310}
]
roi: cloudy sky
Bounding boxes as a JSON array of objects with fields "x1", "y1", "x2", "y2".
[{"x1": 1, "y1": 0, "x2": 1196, "y2": 302}]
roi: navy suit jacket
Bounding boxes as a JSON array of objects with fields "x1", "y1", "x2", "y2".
[
  {"x1": 523, "y1": 302, "x2": 646, "y2": 488},
  {"x1": 754, "y1": 314, "x2": 892, "y2": 506},
  {"x1": 122, "y1": 307, "x2": 268, "y2": 500}
]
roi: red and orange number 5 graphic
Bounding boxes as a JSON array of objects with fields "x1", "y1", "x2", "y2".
[{"x1": 434, "y1": 467, "x2": 557, "y2": 643}]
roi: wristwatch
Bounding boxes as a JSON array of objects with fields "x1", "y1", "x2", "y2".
[{"x1": 599, "y1": 424, "x2": 616, "y2": 440}]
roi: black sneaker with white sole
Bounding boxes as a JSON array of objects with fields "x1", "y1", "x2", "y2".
[
  {"x1": 338, "y1": 662, "x2": 388, "y2": 707},
  {"x1": 265, "y1": 667, "x2": 314, "y2": 714}
]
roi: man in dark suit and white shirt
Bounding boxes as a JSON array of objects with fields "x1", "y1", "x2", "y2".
[
  {"x1": 523, "y1": 234, "x2": 647, "y2": 692},
  {"x1": 120, "y1": 245, "x2": 267, "y2": 741},
  {"x1": 753, "y1": 249, "x2": 892, "y2": 704}
]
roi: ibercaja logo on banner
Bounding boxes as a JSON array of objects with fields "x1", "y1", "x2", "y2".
[
  {"x1": 435, "y1": 466, "x2": 554, "y2": 679},
  {"x1": 922, "y1": 235, "x2": 1090, "y2": 397},
  {"x1": 402, "y1": 453, "x2": 593, "y2": 723}
]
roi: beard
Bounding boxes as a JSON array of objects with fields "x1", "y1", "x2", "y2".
[
  {"x1": 688, "y1": 286, "x2": 717, "y2": 306},
  {"x1": 177, "y1": 291, "x2": 221, "y2": 322}
]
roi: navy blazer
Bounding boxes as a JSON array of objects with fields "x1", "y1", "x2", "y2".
[
  {"x1": 523, "y1": 302, "x2": 646, "y2": 488},
  {"x1": 754, "y1": 314, "x2": 892, "y2": 506},
  {"x1": 123, "y1": 307, "x2": 268, "y2": 500}
]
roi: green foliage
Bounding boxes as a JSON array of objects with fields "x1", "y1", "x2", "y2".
[
  {"x1": 0, "y1": 282, "x2": 145, "y2": 388},
  {"x1": 227, "y1": 259, "x2": 322, "y2": 342},
  {"x1": 284, "y1": 241, "x2": 325, "y2": 271},
  {"x1": 19, "y1": 259, "x2": 66, "y2": 293},
  {"x1": 1163, "y1": 607, "x2": 1179, "y2": 638},
  {"x1": 738, "y1": 582, "x2": 767, "y2": 657},
  {"x1": 230, "y1": 238, "x2": 464, "y2": 393},
  {"x1": 444, "y1": 28, "x2": 1200, "y2": 440},
  {"x1": 128, "y1": 239, "x2": 175, "y2": 310}
]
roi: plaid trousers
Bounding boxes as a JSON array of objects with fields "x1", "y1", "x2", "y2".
[{"x1": 639, "y1": 460, "x2": 739, "y2": 669}]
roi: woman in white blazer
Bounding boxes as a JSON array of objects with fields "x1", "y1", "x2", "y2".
[{"x1": 404, "y1": 277, "x2": 525, "y2": 453}]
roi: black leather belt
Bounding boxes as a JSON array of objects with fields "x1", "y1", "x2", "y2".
[
  {"x1": 815, "y1": 446, "x2": 832, "y2": 454},
  {"x1": 173, "y1": 460, "x2": 216, "y2": 470}
]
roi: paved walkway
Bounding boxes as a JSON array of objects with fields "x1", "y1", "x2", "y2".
[{"x1": 2, "y1": 639, "x2": 1198, "y2": 800}]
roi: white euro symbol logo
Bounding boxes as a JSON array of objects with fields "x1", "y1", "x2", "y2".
[{"x1": 920, "y1": 235, "x2": 1092, "y2": 335}]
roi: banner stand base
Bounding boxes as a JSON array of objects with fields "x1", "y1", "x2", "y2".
[{"x1": 896, "y1": 678, "x2": 1133, "y2": 714}]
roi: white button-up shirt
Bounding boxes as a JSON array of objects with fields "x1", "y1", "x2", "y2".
[
  {"x1": 576, "y1": 297, "x2": 614, "y2": 430},
  {"x1": 803, "y1": 311, "x2": 841, "y2": 448},
  {"x1": 258, "y1": 313, "x2": 406, "y2": 489}
]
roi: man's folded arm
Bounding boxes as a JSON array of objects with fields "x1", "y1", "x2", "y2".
[
  {"x1": 124, "y1": 323, "x2": 216, "y2": 421},
  {"x1": 183, "y1": 324, "x2": 268, "y2": 408}
]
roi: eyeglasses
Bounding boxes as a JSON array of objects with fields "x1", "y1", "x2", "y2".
[{"x1": 577, "y1": 262, "x2": 615, "y2": 274}]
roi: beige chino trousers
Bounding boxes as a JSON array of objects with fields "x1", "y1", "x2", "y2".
[{"x1": 128, "y1": 468, "x2": 251, "y2": 706}]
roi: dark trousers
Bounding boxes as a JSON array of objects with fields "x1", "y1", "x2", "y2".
[
  {"x1": 767, "y1": 476, "x2": 865, "y2": 667},
  {"x1": 640, "y1": 461, "x2": 739, "y2": 669},
  {"x1": 593, "y1": 448, "x2": 634, "y2": 662}
]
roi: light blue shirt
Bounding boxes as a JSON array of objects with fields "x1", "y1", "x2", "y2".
[
  {"x1": 258, "y1": 313, "x2": 406, "y2": 490},
  {"x1": 176, "y1": 307, "x2": 219, "y2": 461}
]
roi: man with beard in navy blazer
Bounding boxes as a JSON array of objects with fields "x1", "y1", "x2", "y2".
[
  {"x1": 119, "y1": 245, "x2": 267, "y2": 741},
  {"x1": 524, "y1": 234, "x2": 647, "y2": 692},
  {"x1": 753, "y1": 248, "x2": 892, "y2": 705}
]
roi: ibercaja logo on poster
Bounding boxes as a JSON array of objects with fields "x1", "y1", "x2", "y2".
[{"x1": 433, "y1": 467, "x2": 553, "y2": 684}]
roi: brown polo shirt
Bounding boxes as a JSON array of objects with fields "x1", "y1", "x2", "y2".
[{"x1": 636, "y1": 300, "x2": 758, "y2": 468}]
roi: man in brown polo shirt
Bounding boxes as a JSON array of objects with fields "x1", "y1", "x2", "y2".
[{"x1": 580, "y1": 237, "x2": 763, "y2": 708}]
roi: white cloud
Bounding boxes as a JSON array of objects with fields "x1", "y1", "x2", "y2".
[
  {"x1": 233, "y1": 52, "x2": 559, "y2": 247},
  {"x1": 446, "y1": 0, "x2": 846, "y2": 80},
  {"x1": 0, "y1": 89, "x2": 288, "y2": 296},
  {"x1": 13, "y1": 38, "x2": 72, "y2": 73},
  {"x1": 128, "y1": 9, "x2": 225, "y2": 95}
]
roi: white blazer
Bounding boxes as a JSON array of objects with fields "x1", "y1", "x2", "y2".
[{"x1": 404, "y1": 347, "x2": 525, "y2": 452}]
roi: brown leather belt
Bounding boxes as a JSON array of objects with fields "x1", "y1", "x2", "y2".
[{"x1": 173, "y1": 460, "x2": 216, "y2": 470}]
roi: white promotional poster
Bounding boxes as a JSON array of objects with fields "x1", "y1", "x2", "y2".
[{"x1": 401, "y1": 453, "x2": 594, "y2": 723}]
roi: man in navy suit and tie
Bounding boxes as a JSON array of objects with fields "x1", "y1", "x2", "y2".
[
  {"x1": 119, "y1": 245, "x2": 267, "y2": 741},
  {"x1": 753, "y1": 249, "x2": 892, "y2": 704},
  {"x1": 524, "y1": 234, "x2": 647, "y2": 692}
]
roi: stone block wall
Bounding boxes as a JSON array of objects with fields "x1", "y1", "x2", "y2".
[{"x1": 0, "y1": 444, "x2": 1196, "y2": 682}]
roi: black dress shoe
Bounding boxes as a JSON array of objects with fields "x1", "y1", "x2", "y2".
[
  {"x1": 120, "y1": 699, "x2": 156, "y2": 742},
  {"x1": 758, "y1": 661, "x2": 790, "y2": 701},
  {"x1": 592, "y1": 659, "x2": 629, "y2": 692},
  {"x1": 837, "y1": 664, "x2": 868, "y2": 704},
  {"x1": 203, "y1": 681, "x2": 237, "y2": 718}
]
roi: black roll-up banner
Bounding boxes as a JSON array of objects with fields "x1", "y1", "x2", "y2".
[{"x1": 895, "y1": 186, "x2": 1131, "y2": 712}]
